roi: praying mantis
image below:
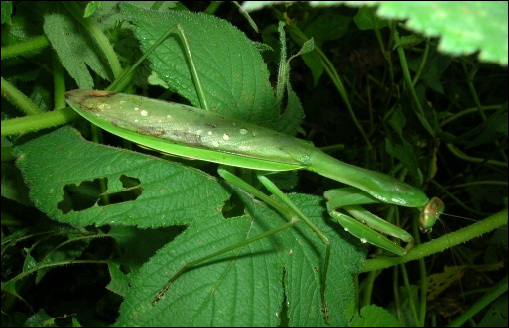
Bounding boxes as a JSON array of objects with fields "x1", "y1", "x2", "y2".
[
  {"x1": 65, "y1": 90, "x2": 444, "y2": 260},
  {"x1": 65, "y1": 88, "x2": 445, "y2": 322},
  {"x1": 65, "y1": 23, "x2": 443, "y2": 320},
  {"x1": 65, "y1": 87, "x2": 444, "y2": 321},
  {"x1": 63, "y1": 10, "x2": 446, "y2": 326}
]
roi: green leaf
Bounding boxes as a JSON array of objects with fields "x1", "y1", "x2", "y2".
[
  {"x1": 1, "y1": 160, "x2": 32, "y2": 206},
  {"x1": 15, "y1": 127, "x2": 229, "y2": 228},
  {"x1": 385, "y1": 138, "x2": 420, "y2": 180},
  {"x1": 116, "y1": 193, "x2": 363, "y2": 327},
  {"x1": 43, "y1": 4, "x2": 112, "y2": 89},
  {"x1": 1, "y1": 1, "x2": 13, "y2": 25},
  {"x1": 15, "y1": 126, "x2": 364, "y2": 326},
  {"x1": 25, "y1": 309, "x2": 54, "y2": 327},
  {"x1": 375, "y1": 1, "x2": 508, "y2": 65},
  {"x1": 107, "y1": 262, "x2": 130, "y2": 298},
  {"x1": 467, "y1": 109, "x2": 508, "y2": 148},
  {"x1": 388, "y1": 106, "x2": 406, "y2": 139},
  {"x1": 407, "y1": 51, "x2": 453, "y2": 94},
  {"x1": 109, "y1": 225, "x2": 182, "y2": 269},
  {"x1": 354, "y1": 6, "x2": 388, "y2": 30},
  {"x1": 391, "y1": 285, "x2": 420, "y2": 326},
  {"x1": 34, "y1": 235, "x2": 89, "y2": 284},
  {"x1": 303, "y1": 12, "x2": 351, "y2": 46},
  {"x1": 246, "y1": 1, "x2": 509, "y2": 65},
  {"x1": 301, "y1": 13, "x2": 350, "y2": 86},
  {"x1": 83, "y1": 1, "x2": 101, "y2": 18},
  {"x1": 301, "y1": 50, "x2": 324, "y2": 87},
  {"x1": 121, "y1": 4, "x2": 300, "y2": 133},
  {"x1": 350, "y1": 305, "x2": 403, "y2": 327}
]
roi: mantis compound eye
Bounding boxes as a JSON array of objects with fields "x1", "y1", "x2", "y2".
[{"x1": 419, "y1": 197, "x2": 445, "y2": 233}]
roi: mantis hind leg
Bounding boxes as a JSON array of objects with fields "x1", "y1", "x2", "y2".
[{"x1": 220, "y1": 168, "x2": 331, "y2": 324}]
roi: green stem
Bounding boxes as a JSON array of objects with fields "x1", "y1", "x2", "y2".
[
  {"x1": 361, "y1": 209, "x2": 508, "y2": 272},
  {"x1": 462, "y1": 62, "x2": 486, "y2": 121},
  {"x1": 393, "y1": 268, "x2": 404, "y2": 323},
  {"x1": 391, "y1": 23, "x2": 434, "y2": 137},
  {"x1": 232, "y1": 1, "x2": 259, "y2": 33},
  {"x1": 400, "y1": 263, "x2": 420, "y2": 326},
  {"x1": 53, "y1": 55, "x2": 66, "y2": 110},
  {"x1": 1, "y1": 35, "x2": 50, "y2": 60},
  {"x1": 448, "y1": 275, "x2": 508, "y2": 327},
  {"x1": 414, "y1": 212, "x2": 428, "y2": 327},
  {"x1": 4, "y1": 259, "x2": 110, "y2": 287},
  {"x1": 445, "y1": 143, "x2": 508, "y2": 168},
  {"x1": 272, "y1": 8, "x2": 372, "y2": 149},
  {"x1": 1, "y1": 77, "x2": 43, "y2": 115},
  {"x1": 411, "y1": 39, "x2": 430, "y2": 86},
  {"x1": 440, "y1": 104, "x2": 501, "y2": 127},
  {"x1": 1, "y1": 107, "x2": 77, "y2": 136},
  {"x1": 204, "y1": 1, "x2": 223, "y2": 15},
  {"x1": 462, "y1": 62, "x2": 507, "y2": 162}
]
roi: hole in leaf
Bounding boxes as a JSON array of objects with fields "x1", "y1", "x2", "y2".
[
  {"x1": 58, "y1": 175, "x2": 143, "y2": 213},
  {"x1": 221, "y1": 190, "x2": 245, "y2": 219},
  {"x1": 98, "y1": 175, "x2": 142, "y2": 205},
  {"x1": 58, "y1": 178, "x2": 104, "y2": 214}
]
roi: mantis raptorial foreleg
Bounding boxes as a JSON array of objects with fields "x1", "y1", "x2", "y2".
[
  {"x1": 324, "y1": 189, "x2": 444, "y2": 256},
  {"x1": 325, "y1": 188, "x2": 415, "y2": 256}
]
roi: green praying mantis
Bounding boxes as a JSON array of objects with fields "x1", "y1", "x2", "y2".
[
  {"x1": 64, "y1": 90, "x2": 444, "y2": 306},
  {"x1": 64, "y1": 21, "x2": 444, "y2": 319}
]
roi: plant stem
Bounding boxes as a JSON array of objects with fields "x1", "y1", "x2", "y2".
[{"x1": 361, "y1": 209, "x2": 508, "y2": 272}]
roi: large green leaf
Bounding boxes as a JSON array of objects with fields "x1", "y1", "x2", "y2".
[
  {"x1": 121, "y1": 3, "x2": 304, "y2": 135},
  {"x1": 115, "y1": 193, "x2": 363, "y2": 326},
  {"x1": 374, "y1": 1, "x2": 508, "y2": 65},
  {"x1": 15, "y1": 127, "x2": 364, "y2": 326},
  {"x1": 244, "y1": 1, "x2": 509, "y2": 65},
  {"x1": 15, "y1": 127, "x2": 228, "y2": 228}
]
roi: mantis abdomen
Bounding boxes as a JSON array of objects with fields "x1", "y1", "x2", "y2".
[{"x1": 66, "y1": 90, "x2": 312, "y2": 171}]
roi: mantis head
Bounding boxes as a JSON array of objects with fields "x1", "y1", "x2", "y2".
[{"x1": 419, "y1": 197, "x2": 445, "y2": 233}]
